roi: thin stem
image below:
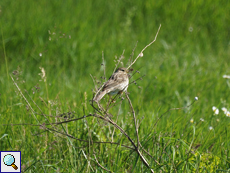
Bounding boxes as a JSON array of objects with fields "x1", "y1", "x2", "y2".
[
  {"x1": 10, "y1": 75, "x2": 39, "y2": 123},
  {"x1": 1, "y1": 23, "x2": 9, "y2": 80},
  {"x1": 127, "y1": 24, "x2": 161, "y2": 70},
  {"x1": 93, "y1": 113, "x2": 154, "y2": 173},
  {"x1": 93, "y1": 154, "x2": 112, "y2": 173},
  {"x1": 126, "y1": 93, "x2": 140, "y2": 148}
]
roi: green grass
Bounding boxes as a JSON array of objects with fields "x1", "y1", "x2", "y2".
[{"x1": 1, "y1": 0, "x2": 230, "y2": 172}]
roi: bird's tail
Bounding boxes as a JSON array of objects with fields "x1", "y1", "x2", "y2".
[{"x1": 93, "y1": 91, "x2": 106, "y2": 102}]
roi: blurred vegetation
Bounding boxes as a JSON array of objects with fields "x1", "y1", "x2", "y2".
[{"x1": 1, "y1": 0, "x2": 230, "y2": 172}]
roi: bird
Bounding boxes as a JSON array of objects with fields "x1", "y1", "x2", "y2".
[{"x1": 93, "y1": 67, "x2": 129, "y2": 102}]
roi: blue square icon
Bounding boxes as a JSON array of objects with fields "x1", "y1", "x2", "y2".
[{"x1": 0, "y1": 151, "x2": 21, "y2": 173}]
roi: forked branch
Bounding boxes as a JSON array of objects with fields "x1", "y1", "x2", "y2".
[
  {"x1": 93, "y1": 113, "x2": 154, "y2": 173},
  {"x1": 127, "y1": 24, "x2": 161, "y2": 70}
]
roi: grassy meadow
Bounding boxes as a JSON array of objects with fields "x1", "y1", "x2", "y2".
[{"x1": 1, "y1": 0, "x2": 230, "y2": 172}]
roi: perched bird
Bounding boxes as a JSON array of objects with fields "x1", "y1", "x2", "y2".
[{"x1": 93, "y1": 67, "x2": 129, "y2": 102}]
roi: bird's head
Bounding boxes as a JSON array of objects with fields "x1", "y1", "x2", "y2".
[{"x1": 116, "y1": 67, "x2": 132, "y2": 73}]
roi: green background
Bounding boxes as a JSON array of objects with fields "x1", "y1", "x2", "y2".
[{"x1": 1, "y1": 0, "x2": 230, "y2": 172}]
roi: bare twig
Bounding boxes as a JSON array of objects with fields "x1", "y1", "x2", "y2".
[
  {"x1": 128, "y1": 67, "x2": 143, "y2": 79},
  {"x1": 111, "y1": 102, "x2": 122, "y2": 142},
  {"x1": 129, "y1": 74, "x2": 146, "y2": 86},
  {"x1": 84, "y1": 116, "x2": 93, "y2": 164},
  {"x1": 24, "y1": 89, "x2": 56, "y2": 129},
  {"x1": 125, "y1": 93, "x2": 140, "y2": 148},
  {"x1": 127, "y1": 24, "x2": 161, "y2": 70},
  {"x1": 128, "y1": 41, "x2": 138, "y2": 66},
  {"x1": 93, "y1": 154, "x2": 112, "y2": 173},
  {"x1": 113, "y1": 50, "x2": 125, "y2": 74},
  {"x1": 93, "y1": 24, "x2": 158, "y2": 102},
  {"x1": 10, "y1": 75, "x2": 40, "y2": 123},
  {"x1": 90, "y1": 74, "x2": 98, "y2": 92},
  {"x1": 137, "y1": 116, "x2": 144, "y2": 130},
  {"x1": 93, "y1": 113, "x2": 154, "y2": 173},
  {"x1": 45, "y1": 126, "x2": 134, "y2": 150},
  {"x1": 81, "y1": 149, "x2": 94, "y2": 172},
  {"x1": 139, "y1": 143, "x2": 161, "y2": 166},
  {"x1": 39, "y1": 96, "x2": 48, "y2": 107},
  {"x1": 2, "y1": 114, "x2": 93, "y2": 126},
  {"x1": 24, "y1": 89, "x2": 43, "y2": 114}
]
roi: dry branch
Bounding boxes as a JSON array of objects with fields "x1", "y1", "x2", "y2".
[
  {"x1": 93, "y1": 154, "x2": 112, "y2": 173},
  {"x1": 93, "y1": 113, "x2": 154, "y2": 173},
  {"x1": 10, "y1": 75, "x2": 39, "y2": 123},
  {"x1": 127, "y1": 24, "x2": 161, "y2": 70},
  {"x1": 125, "y1": 93, "x2": 140, "y2": 148}
]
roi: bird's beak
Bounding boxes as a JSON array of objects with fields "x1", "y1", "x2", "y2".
[{"x1": 127, "y1": 68, "x2": 133, "y2": 73}]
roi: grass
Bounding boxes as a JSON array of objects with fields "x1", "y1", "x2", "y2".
[{"x1": 1, "y1": 0, "x2": 230, "y2": 172}]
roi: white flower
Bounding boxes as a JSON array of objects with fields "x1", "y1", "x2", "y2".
[
  {"x1": 223, "y1": 75, "x2": 230, "y2": 79},
  {"x1": 226, "y1": 111, "x2": 230, "y2": 117},
  {"x1": 214, "y1": 109, "x2": 219, "y2": 115},
  {"x1": 39, "y1": 53, "x2": 42, "y2": 57},
  {"x1": 189, "y1": 27, "x2": 193, "y2": 32},
  {"x1": 139, "y1": 52, "x2": 143, "y2": 57},
  {"x1": 194, "y1": 97, "x2": 198, "y2": 101},
  {"x1": 222, "y1": 107, "x2": 228, "y2": 114},
  {"x1": 209, "y1": 126, "x2": 213, "y2": 130},
  {"x1": 200, "y1": 118, "x2": 204, "y2": 122},
  {"x1": 212, "y1": 106, "x2": 219, "y2": 115},
  {"x1": 212, "y1": 106, "x2": 217, "y2": 111},
  {"x1": 39, "y1": 67, "x2": 46, "y2": 82},
  {"x1": 190, "y1": 118, "x2": 194, "y2": 123}
]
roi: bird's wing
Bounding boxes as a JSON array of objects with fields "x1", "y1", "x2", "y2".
[
  {"x1": 93, "y1": 90, "x2": 107, "y2": 102},
  {"x1": 102, "y1": 72, "x2": 126, "y2": 92},
  {"x1": 93, "y1": 74, "x2": 122, "y2": 102}
]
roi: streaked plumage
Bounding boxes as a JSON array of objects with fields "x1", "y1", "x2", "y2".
[{"x1": 93, "y1": 67, "x2": 129, "y2": 102}]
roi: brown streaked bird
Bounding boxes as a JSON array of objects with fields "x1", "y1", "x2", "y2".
[{"x1": 93, "y1": 67, "x2": 129, "y2": 102}]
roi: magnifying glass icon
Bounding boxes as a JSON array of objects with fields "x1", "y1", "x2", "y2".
[{"x1": 3, "y1": 154, "x2": 18, "y2": 170}]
